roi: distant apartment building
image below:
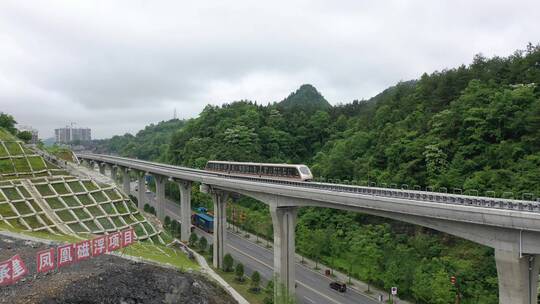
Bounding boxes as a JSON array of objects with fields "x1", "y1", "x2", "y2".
[
  {"x1": 18, "y1": 125, "x2": 39, "y2": 144},
  {"x1": 55, "y1": 126, "x2": 91, "y2": 143}
]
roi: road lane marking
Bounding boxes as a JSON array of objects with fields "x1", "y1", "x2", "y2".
[
  {"x1": 227, "y1": 244, "x2": 344, "y2": 304},
  {"x1": 228, "y1": 230, "x2": 377, "y2": 303},
  {"x1": 304, "y1": 296, "x2": 315, "y2": 303}
]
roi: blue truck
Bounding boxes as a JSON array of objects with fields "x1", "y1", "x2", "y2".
[{"x1": 192, "y1": 207, "x2": 214, "y2": 233}]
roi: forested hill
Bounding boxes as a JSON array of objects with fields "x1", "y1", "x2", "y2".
[
  {"x1": 98, "y1": 44, "x2": 540, "y2": 197},
  {"x1": 278, "y1": 84, "x2": 331, "y2": 113},
  {"x1": 95, "y1": 44, "x2": 540, "y2": 303},
  {"x1": 91, "y1": 118, "x2": 185, "y2": 162}
]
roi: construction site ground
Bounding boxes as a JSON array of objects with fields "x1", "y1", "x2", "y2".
[{"x1": 0, "y1": 235, "x2": 235, "y2": 304}]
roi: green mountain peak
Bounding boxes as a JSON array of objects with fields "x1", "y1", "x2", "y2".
[{"x1": 278, "y1": 84, "x2": 331, "y2": 113}]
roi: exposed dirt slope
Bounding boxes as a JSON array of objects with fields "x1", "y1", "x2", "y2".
[{"x1": 0, "y1": 236, "x2": 235, "y2": 304}]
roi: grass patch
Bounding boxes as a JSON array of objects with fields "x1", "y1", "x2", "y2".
[
  {"x1": 105, "y1": 189, "x2": 121, "y2": 200},
  {"x1": 45, "y1": 197, "x2": 65, "y2": 209},
  {"x1": 82, "y1": 181, "x2": 98, "y2": 191},
  {"x1": 67, "y1": 181, "x2": 85, "y2": 193},
  {"x1": 28, "y1": 199, "x2": 43, "y2": 212},
  {"x1": 17, "y1": 186, "x2": 31, "y2": 198},
  {"x1": 122, "y1": 215, "x2": 135, "y2": 224},
  {"x1": 87, "y1": 206, "x2": 105, "y2": 217},
  {"x1": 23, "y1": 215, "x2": 44, "y2": 229},
  {"x1": 142, "y1": 221, "x2": 156, "y2": 234},
  {"x1": 39, "y1": 214, "x2": 54, "y2": 226},
  {"x1": 4, "y1": 142, "x2": 23, "y2": 156},
  {"x1": 0, "y1": 202, "x2": 16, "y2": 217},
  {"x1": 62, "y1": 196, "x2": 80, "y2": 207},
  {"x1": 0, "y1": 159, "x2": 14, "y2": 174},
  {"x1": 134, "y1": 213, "x2": 145, "y2": 222},
  {"x1": 0, "y1": 145, "x2": 8, "y2": 157},
  {"x1": 121, "y1": 242, "x2": 199, "y2": 271},
  {"x1": 127, "y1": 201, "x2": 138, "y2": 212},
  {"x1": 12, "y1": 201, "x2": 33, "y2": 215},
  {"x1": 0, "y1": 129, "x2": 16, "y2": 140},
  {"x1": 35, "y1": 184, "x2": 55, "y2": 196},
  {"x1": 72, "y1": 208, "x2": 91, "y2": 220},
  {"x1": 134, "y1": 223, "x2": 145, "y2": 237},
  {"x1": 83, "y1": 220, "x2": 100, "y2": 232},
  {"x1": 98, "y1": 217, "x2": 114, "y2": 230},
  {"x1": 56, "y1": 210, "x2": 76, "y2": 222},
  {"x1": 27, "y1": 156, "x2": 46, "y2": 171},
  {"x1": 12, "y1": 158, "x2": 31, "y2": 172},
  {"x1": 68, "y1": 222, "x2": 87, "y2": 233},
  {"x1": 52, "y1": 183, "x2": 70, "y2": 195},
  {"x1": 100, "y1": 203, "x2": 115, "y2": 215},
  {"x1": 77, "y1": 194, "x2": 94, "y2": 205},
  {"x1": 2, "y1": 187, "x2": 21, "y2": 200},
  {"x1": 215, "y1": 269, "x2": 267, "y2": 304},
  {"x1": 6, "y1": 218, "x2": 27, "y2": 230},
  {"x1": 91, "y1": 191, "x2": 107, "y2": 203},
  {"x1": 111, "y1": 216, "x2": 125, "y2": 228},
  {"x1": 113, "y1": 201, "x2": 128, "y2": 214}
]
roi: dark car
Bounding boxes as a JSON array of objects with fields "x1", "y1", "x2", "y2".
[{"x1": 329, "y1": 281, "x2": 347, "y2": 292}]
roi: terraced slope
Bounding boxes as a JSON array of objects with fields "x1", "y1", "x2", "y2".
[
  {"x1": 0, "y1": 130, "x2": 66, "y2": 179},
  {"x1": 0, "y1": 128, "x2": 164, "y2": 244}
]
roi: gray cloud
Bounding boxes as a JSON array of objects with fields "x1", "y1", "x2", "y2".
[{"x1": 0, "y1": 0, "x2": 539, "y2": 138}]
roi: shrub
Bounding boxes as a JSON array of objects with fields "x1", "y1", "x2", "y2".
[
  {"x1": 223, "y1": 253, "x2": 234, "y2": 272},
  {"x1": 250, "y1": 271, "x2": 261, "y2": 292},
  {"x1": 198, "y1": 236, "x2": 208, "y2": 251},
  {"x1": 235, "y1": 263, "x2": 244, "y2": 282},
  {"x1": 189, "y1": 232, "x2": 198, "y2": 247}
]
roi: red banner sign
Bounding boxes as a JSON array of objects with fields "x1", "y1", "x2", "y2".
[
  {"x1": 0, "y1": 260, "x2": 12, "y2": 286},
  {"x1": 37, "y1": 248, "x2": 55, "y2": 273},
  {"x1": 92, "y1": 235, "x2": 108, "y2": 256},
  {"x1": 107, "y1": 232, "x2": 122, "y2": 252},
  {"x1": 1, "y1": 228, "x2": 137, "y2": 286},
  {"x1": 57, "y1": 244, "x2": 75, "y2": 268},
  {"x1": 75, "y1": 240, "x2": 92, "y2": 261},
  {"x1": 10, "y1": 255, "x2": 28, "y2": 282},
  {"x1": 121, "y1": 228, "x2": 135, "y2": 248},
  {"x1": 0, "y1": 255, "x2": 29, "y2": 286}
]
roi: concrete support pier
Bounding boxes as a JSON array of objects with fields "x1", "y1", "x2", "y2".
[
  {"x1": 178, "y1": 181, "x2": 192, "y2": 243},
  {"x1": 137, "y1": 171, "x2": 146, "y2": 209},
  {"x1": 111, "y1": 166, "x2": 118, "y2": 184},
  {"x1": 154, "y1": 175, "x2": 165, "y2": 220},
  {"x1": 99, "y1": 163, "x2": 106, "y2": 175},
  {"x1": 270, "y1": 206, "x2": 298, "y2": 299},
  {"x1": 495, "y1": 249, "x2": 540, "y2": 304},
  {"x1": 210, "y1": 189, "x2": 228, "y2": 269},
  {"x1": 122, "y1": 167, "x2": 131, "y2": 195}
]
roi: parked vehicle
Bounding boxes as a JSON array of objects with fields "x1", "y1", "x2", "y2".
[{"x1": 329, "y1": 281, "x2": 346, "y2": 292}]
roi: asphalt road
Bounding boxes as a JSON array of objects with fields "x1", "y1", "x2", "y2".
[{"x1": 133, "y1": 185, "x2": 378, "y2": 304}]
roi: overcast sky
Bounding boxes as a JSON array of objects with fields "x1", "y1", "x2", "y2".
[{"x1": 1, "y1": 1, "x2": 539, "y2": 139}]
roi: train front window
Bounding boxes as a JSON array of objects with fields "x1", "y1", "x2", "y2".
[{"x1": 299, "y1": 166, "x2": 311, "y2": 175}]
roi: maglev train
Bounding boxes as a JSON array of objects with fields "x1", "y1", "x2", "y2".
[{"x1": 205, "y1": 160, "x2": 313, "y2": 181}]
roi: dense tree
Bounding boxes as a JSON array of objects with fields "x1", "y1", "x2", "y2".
[
  {"x1": 0, "y1": 113, "x2": 17, "y2": 135},
  {"x1": 16, "y1": 131, "x2": 32, "y2": 143}
]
